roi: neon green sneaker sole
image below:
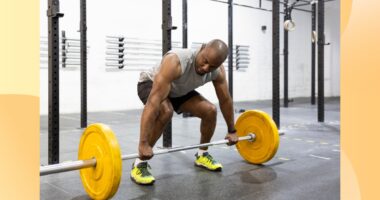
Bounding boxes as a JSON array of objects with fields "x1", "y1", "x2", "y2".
[
  {"x1": 130, "y1": 175, "x2": 155, "y2": 185},
  {"x1": 194, "y1": 161, "x2": 223, "y2": 171},
  {"x1": 194, "y1": 153, "x2": 223, "y2": 171},
  {"x1": 130, "y1": 163, "x2": 155, "y2": 185}
]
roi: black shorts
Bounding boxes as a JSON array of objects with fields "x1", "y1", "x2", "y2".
[{"x1": 137, "y1": 80, "x2": 200, "y2": 114}]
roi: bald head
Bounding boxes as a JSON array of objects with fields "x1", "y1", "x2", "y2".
[
  {"x1": 205, "y1": 39, "x2": 229, "y2": 65},
  {"x1": 195, "y1": 39, "x2": 228, "y2": 75}
]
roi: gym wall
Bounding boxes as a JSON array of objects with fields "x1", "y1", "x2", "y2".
[{"x1": 39, "y1": 0, "x2": 340, "y2": 114}]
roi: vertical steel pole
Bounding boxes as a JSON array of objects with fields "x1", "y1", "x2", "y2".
[
  {"x1": 311, "y1": 3, "x2": 316, "y2": 105},
  {"x1": 162, "y1": 0, "x2": 173, "y2": 147},
  {"x1": 318, "y1": 0, "x2": 325, "y2": 122},
  {"x1": 272, "y1": 0, "x2": 280, "y2": 128},
  {"x1": 283, "y1": 1, "x2": 289, "y2": 108},
  {"x1": 228, "y1": 0, "x2": 234, "y2": 99},
  {"x1": 182, "y1": 0, "x2": 188, "y2": 49},
  {"x1": 80, "y1": 0, "x2": 87, "y2": 128},
  {"x1": 47, "y1": 0, "x2": 63, "y2": 164}
]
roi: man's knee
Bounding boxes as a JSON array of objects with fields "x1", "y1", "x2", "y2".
[
  {"x1": 201, "y1": 104, "x2": 217, "y2": 121},
  {"x1": 160, "y1": 105, "x2": 173, "y2": 123}
]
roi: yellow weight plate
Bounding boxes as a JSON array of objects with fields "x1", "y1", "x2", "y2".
[
  {"x1": 235, "y1": 110, "x2": 279, "y2": 164},
  {"x1": 78, "y1": 123, "x2": 122, "y2": 200}
]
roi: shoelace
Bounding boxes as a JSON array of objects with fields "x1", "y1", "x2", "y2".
[
  {"x1": 136, "y1": 163, "x2": 152, "y2": 177},
  {"x1": 205, "y1": 154, "x2": 217, "y2": 164}
]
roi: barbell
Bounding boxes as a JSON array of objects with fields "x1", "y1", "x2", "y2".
[{"x1": 40, "y1": 110, "x2": 280, "y2": 200}]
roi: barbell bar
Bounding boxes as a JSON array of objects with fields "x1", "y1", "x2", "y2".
[
  {"x1": 40, "y1": 159, "x2": 96, "y2": 176},
  {"x1": 40, "y1": 134, "x2": 254, "y2": 176},
  {"x1": 40, "y1": 110, "x2": 279, "y2": 200}
]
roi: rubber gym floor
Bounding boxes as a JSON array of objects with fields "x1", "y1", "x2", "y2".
[{"x1": 40, "y1": 97, "x2": 340, "y2": 200}]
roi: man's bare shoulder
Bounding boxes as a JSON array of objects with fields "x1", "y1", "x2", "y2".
[
  {"x1": 163, "y1": 53, "x2": 181, "y2": 64},
  {"x1": 158, "y1": 53, "x2": 182, "y2": 81}
]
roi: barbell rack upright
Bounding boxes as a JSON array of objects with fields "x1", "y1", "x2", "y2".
[
  {"x1": 162, "y1": 0, "x2": 173, "y2": 147},
  {"x1": 47, "y1": 0, "x2": 64, "y2": 165},
  {"x1": 80, "y1": 0, "x2": 88, "y2": 128},
  {"x1": 272, "y1": 0, "x2": 281, "y2": 128},
  {"x1": 317, "y1": 0, "x2": 325, "y2": 122}
]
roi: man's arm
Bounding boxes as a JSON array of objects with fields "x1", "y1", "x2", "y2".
[
  {"x1": 139, "y1": 54, "x2": 181, "y2": 159},
  {"x1": 212, "y1": 66, "x2": 238, "y2": 145}
]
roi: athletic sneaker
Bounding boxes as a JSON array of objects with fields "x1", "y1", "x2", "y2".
[
  {"x1": 194, "y1": 152, "x2": 223, "y2": 171},
  {"x1": 130, "y1": 162, "x2": 155, "y2": 185}
]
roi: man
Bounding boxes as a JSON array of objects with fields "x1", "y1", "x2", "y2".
[{"x1": 131, "y1": 39, "x2": 238, "y2": 185}]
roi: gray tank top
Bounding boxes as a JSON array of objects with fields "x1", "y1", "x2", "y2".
[{"x1": 139, "y1": 48, "x2": 220, "y2": 98}]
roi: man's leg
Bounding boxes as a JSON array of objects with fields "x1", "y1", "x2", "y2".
[
  {"x1": 133, "y1": 80, "x2": 174, "y2": 185},
  {"x1": 179, "y1": 95, "x2": 217, "y2": 149},
  {"x1": 137, "y1": 81, "x2": 173, "y2": 148},
  {"x1": 131, "y1": 99, "x2": 173, "y2": 185},
  {"x1": 148, "y1": 99, "x2": 173, "y2": 147},
  {"x1": 178, "y1": 95, "x2": 222, "y2": 171}
]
